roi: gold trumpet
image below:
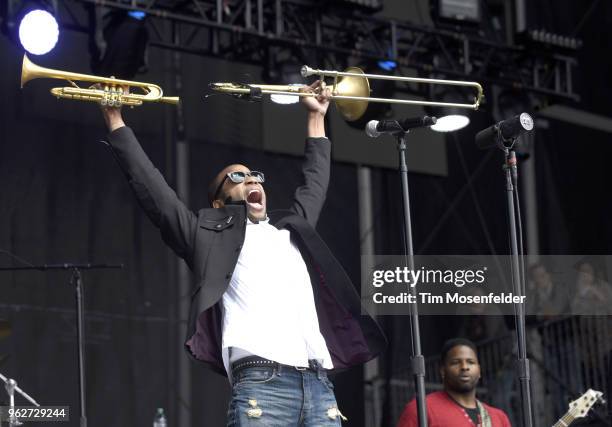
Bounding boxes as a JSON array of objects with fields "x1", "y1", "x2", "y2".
[
  {"x1": 21, "y1": 54, "x2": 179, "y2": 107},
  {"x1": 210, "y1": 65, "x2": 483, "y2": 121}
]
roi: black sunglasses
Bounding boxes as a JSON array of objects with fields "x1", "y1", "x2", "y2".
[{"x1": 213, "y1": 170, "x2": 265, "y2": 201}]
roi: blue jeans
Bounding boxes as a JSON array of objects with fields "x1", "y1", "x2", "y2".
[{"x1": 226, "y1": 364, "x2": 344, "y2": 426}]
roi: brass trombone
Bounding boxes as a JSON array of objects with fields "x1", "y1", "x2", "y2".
[
  {"x1": 21, "y1": 54, "x2": 179, "y2": 107},
  {"x1": 210, "y1": 65, "x2": 483, "y2": 121}
]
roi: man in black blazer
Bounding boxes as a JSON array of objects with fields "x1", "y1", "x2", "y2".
[{"x1": 101, "y1": 81, "x2": 385, "y2": 426}]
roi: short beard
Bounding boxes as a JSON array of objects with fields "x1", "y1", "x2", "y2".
[{"x1": 447, "y1": 379, "x2": 477, "y2": 394}]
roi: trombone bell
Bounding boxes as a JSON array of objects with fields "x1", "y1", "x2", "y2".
[{"x1": 332, "y1": 67, "x2": 370, "y2": 121}]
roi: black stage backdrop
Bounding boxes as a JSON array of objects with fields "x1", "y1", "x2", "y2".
[{"x1": 2, "y1": 2, "x2": 612, "y2": 426}]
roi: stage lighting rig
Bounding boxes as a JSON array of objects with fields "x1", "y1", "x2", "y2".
[{"x1": 57, "y1": 0, "x2": 581, "y2": 103}]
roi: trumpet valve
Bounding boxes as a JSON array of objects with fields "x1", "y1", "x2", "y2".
[
  {"x1": 113, "y1": 87, "x2": 122, "y2": 107},
  {"x1": 102, "y1": 86, "x2": 118, "y2": 107}
]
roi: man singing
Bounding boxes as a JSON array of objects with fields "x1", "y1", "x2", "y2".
[
  {"x1": 397, "y1": 338, "x2": 511, "y2": 427},
  {"x1": 100, "y1": 81, "x2": 386, "y2": 426}
]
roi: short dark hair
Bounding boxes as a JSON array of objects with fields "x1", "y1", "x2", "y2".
[
  {"x1": 208, "y1": 175, "x2": 223, "y2": 206},
  {"x1": 440, "y1": 338, "x2": 478, "y2": 364}
]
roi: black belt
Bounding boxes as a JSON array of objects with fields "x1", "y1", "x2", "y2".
[{"x1": 231, "y1": 356, "x2": 322, "y2": 376}]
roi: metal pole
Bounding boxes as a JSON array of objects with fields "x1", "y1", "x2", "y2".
[
  {"x1": 504, "y1": 150, "x2": 534, "y2": 427},
  {"x1": 73, "y1": 269, "x2": 87, "y2": 427},
  {"x1": 172, "y1": 23, "x2": 192, "y2": 427},
  {"x1": 397, "y1": 133, "x2": 427, "y2": 427},
  {"x1": 358, "y1": 166, "x2": 380, "y2": 427},
  {"x1": 5, "y1": 378, "x2": 20, "y2": 426}
]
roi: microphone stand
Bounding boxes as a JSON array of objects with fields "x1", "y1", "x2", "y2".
[
  {"x1": 0, "y1": 263, "x2": 123, "y2": 427},
  {"x1": 494, "y1": 131, "x2": 534, "y2": 427},
  {"x1": 394, "y1": 128, "x2": 428, "y2": 427},
  {"x1": 0, "y1": 371, "x2": 40, "y2": 426}
]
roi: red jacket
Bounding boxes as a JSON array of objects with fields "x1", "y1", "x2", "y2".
[{"x1": 397, "y1": 391, "x2": 512, "y2": 427}]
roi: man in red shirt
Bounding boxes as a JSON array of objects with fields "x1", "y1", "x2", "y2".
[{"x1": 397, "y1": 338, "x2": 512, "y2": 427}]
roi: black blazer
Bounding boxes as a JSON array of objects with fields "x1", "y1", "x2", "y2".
[{"x1": 107, "y1": 126, "x2": 386, "y2": 375}]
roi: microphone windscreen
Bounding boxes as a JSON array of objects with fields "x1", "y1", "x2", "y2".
[
  {"x1": 365, "y1": 120, "x2": 380, "y2": 138},
  {"x1": 475, "y1": 113, "x2": 534, "y2": 149},
  {"x1": 475, "y1": 125, "x2": 497, "y2": 150},
  {"x1": 499, "y1": 113, "x2": 534, "y2": 140}
]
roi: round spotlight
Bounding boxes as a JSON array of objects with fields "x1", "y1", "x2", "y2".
[
  {"x1": 19, "y1": 9, "x2": 59, "y2": 55},
  {"x1": 430, "y1": 114, "x2": 470, "y2": 132},
  {"x1": 270, "y1": 84, "x2": 303, "y2": 105}
]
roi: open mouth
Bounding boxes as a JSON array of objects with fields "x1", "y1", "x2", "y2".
[{"x1": 246, "y1": 189, "x2": 264, "y2": 211}]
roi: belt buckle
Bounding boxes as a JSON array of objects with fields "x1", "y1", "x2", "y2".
[{"x1": 309, "y1": 360, "x2": 321, "y2": 370}]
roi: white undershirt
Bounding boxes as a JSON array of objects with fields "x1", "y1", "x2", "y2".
[{"x1": 221, "y1": 218, "x2": 333, "y2": 377}]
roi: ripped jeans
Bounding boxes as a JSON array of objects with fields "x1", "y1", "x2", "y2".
[{"x1": 226, "y1": 364, "x2": 344, "y2": 426}]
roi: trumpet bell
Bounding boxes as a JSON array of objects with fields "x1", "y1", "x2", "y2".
[
  {"x1": 21, "y1": 54, "x2": 44, "y2": 88},
  {"x1": 333, "y1": 67, "x2": 370, "y2": 121}
]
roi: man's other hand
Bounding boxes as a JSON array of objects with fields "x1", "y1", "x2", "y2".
[
  {"x1": 300, "y1": 80, "x2": 331, "y2": 116},
  {"x1": 99, "y1": 85, "x2": 128, "y2": 132}
]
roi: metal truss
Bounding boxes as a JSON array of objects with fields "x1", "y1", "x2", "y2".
[{"x1": 57, "y1": 0, "x2": 579, "y2": 102}]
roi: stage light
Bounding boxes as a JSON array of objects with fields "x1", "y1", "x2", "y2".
[
  {"x1": 264, "y1": 60, "x2": 304, "y2": 105},
  {"x1": 18, "y1": 9, "x2": 58, "y2": 55},
  {"x1": 127, "y1": 11, "x2": 146, "y2": 21},
  {"x1": 377, "y1": 60, "x2": 397, "y2": 72},
  {"x1": 270, "y1": 84, "x2": 302, "y2": 105},
  {"x1": 430, "y1": 114, "x2": 470, "y2": 132},
  {"x1": 1, "y1": 1, "x2": 60, "y2": 55},
  {"x1": 425, "y1": 82, "x2": 474, "y2": 132}
]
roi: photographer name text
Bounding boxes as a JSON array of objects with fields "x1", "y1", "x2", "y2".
[{"x1": 372, "y1": 292, "x2": 526, "y2": 304}]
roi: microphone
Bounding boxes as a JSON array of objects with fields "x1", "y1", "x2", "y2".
[
  {"x1": 475, "y1": 113, "x2": 534, "y2": 149},
  {"x1": 366, "y1": 116, "x2": 437, "y2": 138}
]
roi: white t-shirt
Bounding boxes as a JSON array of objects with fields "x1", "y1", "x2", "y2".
[{"x1": 221, "y1": 218, "x2": 333, "y2": 377}]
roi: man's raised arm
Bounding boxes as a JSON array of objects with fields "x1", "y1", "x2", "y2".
[
  {"x1": 102, "y1": 102, "x2": 197, "y2": 266},
  {"x1": 291, "y1": 81, "x2": 332, "y2": 227}
]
